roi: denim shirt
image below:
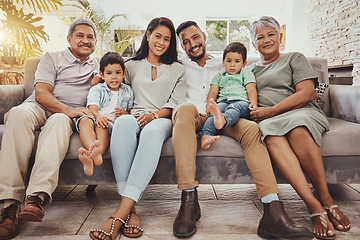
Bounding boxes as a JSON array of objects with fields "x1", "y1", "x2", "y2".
[{"x1": 86, "y1": 82, "x2": 134, "y2": 110}]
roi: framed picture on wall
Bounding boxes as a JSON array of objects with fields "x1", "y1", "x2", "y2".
[{"x1": 281, "y1": 24, "x2": 286, "y2": 51}]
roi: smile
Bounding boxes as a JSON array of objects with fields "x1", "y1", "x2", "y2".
[
  {"x1": 190, "y1": 46, "x2": 200, "y2": 53},
  {"x1": 155, "y1": 45, "x2": 164, "y2": 51}
]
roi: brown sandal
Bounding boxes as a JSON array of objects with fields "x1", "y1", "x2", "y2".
[
  {"x1": 310, "y1": 212, "x2": 335, "y2": 240},
  {"x1": 324, "y1": 204, "x2": 351, "y2": 232},
  {"x1": 121, "y1": 211, "x2": 144, "y2": 238},
  {"x1": 89, "y1": 215, "x2": 129, "y2": 240}
]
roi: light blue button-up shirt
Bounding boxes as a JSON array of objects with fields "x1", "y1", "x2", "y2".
[{"x1": 86, "y1": 82, "x2": 134, "y2": 110}]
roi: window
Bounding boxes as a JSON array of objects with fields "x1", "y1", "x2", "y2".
[{"x1": 206, "y1": 18, "x2": 250, "y2": 56}]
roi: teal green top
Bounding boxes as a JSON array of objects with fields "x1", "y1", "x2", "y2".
[
  {"x1": 248, "y1": 52, "x2": 329, "y2": 147},
  {"x1": 211, "y1": 68, "x2": 256, "y2": 103}
]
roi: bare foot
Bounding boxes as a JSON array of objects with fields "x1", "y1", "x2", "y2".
[
  {"x1": 311, "y1": 211, "x2": 335, "y2": 239},
  {"x1": 122, "y1": 206, "x2": 143, "y2": 237},
  {"x1": 201, "y1": 135, "x2": 220, "y2": 150},
  {"x1": 208, "y1": 99, "x2": 226, "y2": 129},
  {"x1": 324, "y1": 204, "x2": 351, "y2": 231},
  {"x1": 89, "y1": 140, "x2": 104, "y2": 166},
  {"x1": 90, "y1": 215, "x2": 126, "y2": 240},
  {"x1": 78, "y1": 147, "x2": 94, "y2": 176}
]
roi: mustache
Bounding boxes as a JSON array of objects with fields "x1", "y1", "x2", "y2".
[{"x1": 79, "y1": 43, "x2": 91, "y2": 47}]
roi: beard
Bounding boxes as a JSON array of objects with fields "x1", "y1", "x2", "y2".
[{"x1": 188, "y1": 45, "x2": 206, "y2": 61}]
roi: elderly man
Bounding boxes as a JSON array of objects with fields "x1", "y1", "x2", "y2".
[
  {"x1": 0, "y1": 19, "x2": 99, "y2": 239},
  {"x1": 172, "y1": 20, "x2": 312, "y2": 239}
]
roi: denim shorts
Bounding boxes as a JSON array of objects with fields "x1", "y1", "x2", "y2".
[{"x1": 75, "y1": 115, "x2": 114, "y2": 135}]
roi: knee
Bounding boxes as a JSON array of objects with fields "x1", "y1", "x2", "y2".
[
  {"x1": 286, "y1": 126, "x2": 311, "y2": 141},
  {"x1": 113, "y1": 115, "x2": 137, "y2": 130},
  {"x1": 5, "y1": 105, "x2": 31, "y2": 123},
  {"x1": 48, "y1": 113, "x2": 72, "y2": 127},
  {"x1": 78, "y1": 116, "x2": 95, "y2": 130},
  {"x1": 173, "y1": 103, "x2": 198, "y2": 124}
]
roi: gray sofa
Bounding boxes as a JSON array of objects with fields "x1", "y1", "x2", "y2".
[{"x1": 0, "y1": 57, "x2": 360, "y2": 186}]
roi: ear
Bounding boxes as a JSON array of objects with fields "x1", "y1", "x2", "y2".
[
  {"x1": 243, "y1": 60, "x2": 248, "y2": 67},
  {"x1": 146, "y1": 31, "x2": 151, "y2": 41},
  {"x1": 67, "y1": 35, "x2": 71, "y2": 44},
  {"x1": 202, "y1": 31, "x2": 207, "y2": 42},
  {"x1": 99, "y1": 71, "x2": 104, "y2": 79}
]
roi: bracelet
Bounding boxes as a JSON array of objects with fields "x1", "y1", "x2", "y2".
[{"x1": 152, "y1": 112, "x2": 159, "y2": 119}]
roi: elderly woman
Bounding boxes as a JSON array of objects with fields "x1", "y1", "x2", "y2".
[{"x1": 248, "y1": 16, "x2": 350, "y2": 240}]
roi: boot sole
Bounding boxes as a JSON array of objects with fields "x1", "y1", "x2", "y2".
[
  {"x1": 18, "y1": 211, "x2": 43, "y2": 222},
  {"x1": 257, "y1": 228, "x2": 313, "y2": 239},
  {"x1": 173, "y1": 227, "x2": 197, "y2": 238}
]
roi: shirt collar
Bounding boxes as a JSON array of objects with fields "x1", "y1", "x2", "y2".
[
  {"x1": 179, "y1": 52, "x2": 221, "y2": 69},
  {"x1": 101, "y1": 82, "x2": 124, "y2": 92}
]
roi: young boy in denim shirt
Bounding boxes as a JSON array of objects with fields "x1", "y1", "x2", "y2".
[
  {"x1": 199, "y1": 42, "x2": 257, "y2": 150},
  {"x1": 77, "y1": 52, "x2": 134, "y2": 176}
]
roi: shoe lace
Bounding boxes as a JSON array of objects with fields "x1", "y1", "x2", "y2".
[
  {"x1": 26, "y1": 195, "x2": 43, "y2": 208},
  {"x1": 0, "y1": 203, "x2": 19, "y2": 222}
]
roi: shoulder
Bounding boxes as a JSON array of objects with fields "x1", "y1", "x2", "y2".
[
  {"x1": 284, "y1": 52, "x2": 307, "y2": 62},
  {"x1": 125, "y1": 59, "x2": 141, "y2": 69},
  {"x1": 90, "y1": 82, "x2": 105, "y2": 91}
]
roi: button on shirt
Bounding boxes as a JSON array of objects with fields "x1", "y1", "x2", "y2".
[
  {"x1": 212, "y1": 68, "x2": 256, "y2": 103},
  {"x1": 178, "y1": 53, "x2": 223, "y2": 114},
  {"x1": 86, "y1": 82, "x2": 134, "y2": 111},
  {"x1": 24, "y1": 47, "x2": 100, "y2": 109}
]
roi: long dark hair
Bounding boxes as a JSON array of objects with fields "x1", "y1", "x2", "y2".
[{"x1": 131, "y1": 17, "x2": 178, "y2": 64}]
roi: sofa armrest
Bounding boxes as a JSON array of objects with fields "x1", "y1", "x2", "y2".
[
  {"x1": 0, "y1": 84, "x2": 24, "y2": 124},
  {"x1": 329, "y1": 85, "x2": 360, "y2": 123}
]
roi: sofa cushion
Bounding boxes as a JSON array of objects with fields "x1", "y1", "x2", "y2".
[{"x1": 321, "y1": 117, "x2": 360, "y2": 156}]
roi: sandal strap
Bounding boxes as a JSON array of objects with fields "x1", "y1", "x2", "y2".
[
  {"x1": 90, "y1": 216, "x2": 127, "y2": 240},
  {"x1": 124, "y1": 224, "x2": 144, "y2": 232},
  {"x1": 310, "y1": 211, "x2": 328, "y2": 229},
  {"x1": 323, "y1": 204, "x2": 341, "y2": 223}
]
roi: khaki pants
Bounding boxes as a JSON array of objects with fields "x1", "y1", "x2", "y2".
[
  {"x1": 0, "y1": 103, "x2": 73, "y2": 205},
  {"x1": 172, "y1": 103, "x2": 279, "y2": 199}
]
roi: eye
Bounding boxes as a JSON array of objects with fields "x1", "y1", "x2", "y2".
[{"x1": 183, "y1": 40, "x2": 189, "y2": 45}]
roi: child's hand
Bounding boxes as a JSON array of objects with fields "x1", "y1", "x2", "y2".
[
  {"x1": 115, "y1": 107, "x2": 129, "y2": 117},
  {"x1": 96, "y1": 115, "x2": 111, "y2": 128},
  {"x1": 248, "y1": 103, "x2": 258, "y2": 111}
]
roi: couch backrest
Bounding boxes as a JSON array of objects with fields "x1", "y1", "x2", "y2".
[
  {"x1": 24, "y1": 57, "x2": 41, "y2": 99},
  {"x1": 23, "y1": 56, "x2": 330, "y2": 115}
]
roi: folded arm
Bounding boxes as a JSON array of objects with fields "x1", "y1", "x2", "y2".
[{"x1": 250, "y1": 79, "x2": 315, "y2": 122}]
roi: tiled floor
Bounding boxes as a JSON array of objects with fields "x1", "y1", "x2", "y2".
[{"x1": 3, "y1": 184, "x2": 360, "y2": 239}]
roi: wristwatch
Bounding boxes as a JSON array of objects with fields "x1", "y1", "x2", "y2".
[{"x1": 152, "y1": 112, "x2": 159, "y2": 119}]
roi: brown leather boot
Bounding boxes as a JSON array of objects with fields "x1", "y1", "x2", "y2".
[
  {"x1": 257, "y1": 200, "x2": 313, "y2": 239},
  {"x1": 173, "y1": 189, "x2": 201, "y2": 238},
  {"x1": 18, "y1": 195, "x2": 44, "y2": 222},
  {"x1": 0, "y1": 202, "x2": 21, "y2": 240}
]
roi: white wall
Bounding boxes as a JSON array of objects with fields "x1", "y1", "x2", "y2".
[{"x1": 38, "y1": 0, "x2": 308, "y2": 56}]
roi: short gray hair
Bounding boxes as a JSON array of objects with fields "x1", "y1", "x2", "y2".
[
  {"x1": 68, "y1": 19, "x2": 97, "y2": 39},
  {"x1": 250, "y1": 16, "x2": 281, "y2": 43}
]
